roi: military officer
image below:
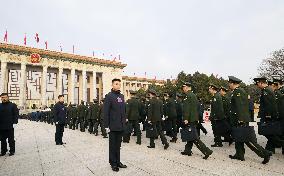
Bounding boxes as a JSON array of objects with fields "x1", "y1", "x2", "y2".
[
  {"x1": 77, "y1": 100, "x2": 87, "y2": 132},
  {"x1": 228, "y1": 76, "x2": 271, "y2": 164},
  {"x1": 123, "y1": 91, "x2": 142, "y2": 145},
  {"x1": 254, "y1": 77, "x2": 284, "y2": 154},
  {"x1": 164, "y1": 92, "x2": 178, "y2": 142},
  {"x1": 97, "y1": 99, "x2": 108, "y2": 138},
  {"x1": 87, "y1": 100, "x2": 100, "y2": 134},
  {"x1": 181, "y1": 82, "x2": 213, "y2": 159},
  {"x1": 147, "y1": 89, "x2": 169, "y2": 150},
  {"x1": 176, "y1": 93, "x2": 183, "y2": 132}
]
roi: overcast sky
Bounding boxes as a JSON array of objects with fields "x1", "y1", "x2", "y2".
[{"x1": 1, "y1": 0, "x2": 284, "y2": 83}]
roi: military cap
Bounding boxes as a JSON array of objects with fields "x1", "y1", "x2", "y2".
[
  {"x1": 129, "y1": 90, "x2": 137, "y2": 95},
  {"x1": 253, "y1": 77, "x2": 267, "y2": 85},
  {"x1": 228, "y1": 76, "x2": 242, "y2": 84},
  {"x1": 148, "y1": 89, "x2": 157, "y2": 95},
  {"x1": 273, "y1": 78, "x2": 283, "y2": 84},
  {"x1": 267, "y1": 80, "x2": 274, "y2": 86},
  {"x1": 220, "y1": 86, "x2": 228, "y2": 92},
  {"x1": 181, "y1": 81, "x2": 192, "y2": 87},
  {"x1": 209, "y1": 84, "x2": 219, "y2": 90}
]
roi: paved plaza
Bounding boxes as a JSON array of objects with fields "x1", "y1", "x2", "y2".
[{"x1": 0, "y1": 120, "x2": 283, "y2": 176}]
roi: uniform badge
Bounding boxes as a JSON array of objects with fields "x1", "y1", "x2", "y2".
[{"x1": 117, "y1": 97, "x2": 123, "y2": 103}]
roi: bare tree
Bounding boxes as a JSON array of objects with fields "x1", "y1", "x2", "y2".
[{"x1": 258, "y1": 48, "x2": 284, "y2": 79}]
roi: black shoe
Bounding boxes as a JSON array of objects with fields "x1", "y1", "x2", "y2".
[
  {"x1": 229, "y1": 155, "x2": 245, "y2": 161},
  {"x1": 203, "y1": 150, "x2": 213, "y2": 160},
  {"x1": 181, "y1": 151, "x2": 192, "y2": 156},
  {"x1": 211, "y1": 143, "x2": 223, "y2": 147},
  {"x1": 103, "y1": 136, "x2": 108, "y2": 138},
  {"x1": 262, "y1": 155, "x2": 270, "y2": 164},
  {"x1": 164, "y1": 143, "x2": 169, "y2": 150},
  {"x1": 56, "y1": 143, "x2": 63, "y2": 145},
  {"x1": 9, "y1": 153, "x2": 14, "y2": 156},
  {"x1": 118, "y1": 163, "x2": 127, "y2": 168},
  {"x1": 60, "y1": 142, "x2": 66, "y2": 145},
  {"x1": 123, "y1": 141, "x2": 129, "y2": 143},
  {"x1": 147, "y1": 146, "x2": 155, "y2": 148},
  {"x1": 95, "y1": 133, "x2": 98, "y2": 136},
  {"x1": 136, "y1": 142, "x2": 141, "y2": 145},
  {"x1": 228, "y1": 140, "x2": 233, "y2": 146},
  {"x1": 0, "y1": 153, "x2": 6, "y2": 156},
  {"x1": 170, "y1": 138, "x2": 177, "y2": 143},
  {"x1": 111, "y1": 166, "x2": 119, "y2": 172}
]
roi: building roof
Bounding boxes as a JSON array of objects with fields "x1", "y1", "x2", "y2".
[
  {"x1": 0, "y1": 43, "x2": 127, "y2": 68},
  {"x1": 122, "y1": 76, "x2": 165, "y2": 84}
]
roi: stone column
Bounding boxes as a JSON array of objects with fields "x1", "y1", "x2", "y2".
[
  {"x1": 102, "y1": 72, "x2": 109, "y2": 97},
  {"x1": 82, "y1": 69, "x2": 87, "y2": 102},
  {"x1": 41, "y1": 65, "x2": 48, "y2": 106},
  {"x1": 92, "y1": 70, "x2": 97, "y2": 100},
  {"x1": 68, "y1": 68, "x2": 75, "y2": 104},
  {"x1": 57, "y1": 67, "x2": 63, "y2": 96},
  {"x1": 19, "y1": 63, "x2": 27, "y2": 108},
  {"x1": 0, "y1": 61, "x2": 8, "y2": 94}
]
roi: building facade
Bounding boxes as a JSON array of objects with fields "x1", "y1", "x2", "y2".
[
  {"x1": 122, "y1": 76, "x2": 165, "y2": 100},
  {"x1": 0, "y1": 43, "x2": 126, "y2": 109}
]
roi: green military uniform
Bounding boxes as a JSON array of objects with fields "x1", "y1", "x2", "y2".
[
  {"x1": 69, "y1": 105, "x2": 78, "y2": 130},
  {"x1": 176, "y1": 94, "x2": 183, "y2": 132},
  {"x1": 210, "y1": 90, "x2": 225, "y2": 147},
  {"x1": 97, "y1": 101, "x2": 108, "y2": 138},
  {"x1": 181, "y1": 84, "x2": 213, "y2": 159},
  {"x1": 165, "y1": 96, "x2": 178, "y2": 142},
  {"x1": 147, "y1": 90, "x2": 169, "y2": 149},
  {"x1": 123, "y1": 92, "x2": 142, "y2": 144},
  {"x1": 278, "y1": 85, "x2": 284, "y2": 155},
  {"x1": 66, "y1": 104, "x2": 73, "y2": 128},
  {"x1": 87, "y1": 101, "x2": 99, "y2": 134},
  {"x1": 257, "y1": 83, "x2": 284, "y2": 153},
  {"x1": 77, "y1": 101, "x2": 87, "y2": 132},
  {"x1": 229, "y1": 76, "x2": 271, "y2": 164}
]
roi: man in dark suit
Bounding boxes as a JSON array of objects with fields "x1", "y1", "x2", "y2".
[
  {"x1": 0, "y1": 93, "x2": 19, "y2": 156},
  {"x1": 104, "y1": 78, "x2": 127, "y2": 172},
  {"x1": 53, "y1": 95, "x2": 67, "y2": 145}
]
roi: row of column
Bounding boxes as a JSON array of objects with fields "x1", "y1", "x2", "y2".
[{"x1": 0, "y1": 61, "x2": 101, "y2": 108}]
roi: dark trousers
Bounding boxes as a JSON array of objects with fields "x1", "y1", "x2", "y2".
[
  {"x1": 109, "y1": 131, "x2": 123, "y2": 167},
  {"x1": 185, "y1": 139, "x2": 212, "y2": 155},
  {"x1": 94, "y1": 119, "x2": 107, "y2": 136},
  {"x1": 196, "y1": 123, "x2": 207, "y2": 136},
  {"x1": 55, "y1": 124, "x2": 65, "y2": 144},
  {"x1": 211, "y1": 121, "x2": 222, "y2": 145},
  {"x1": 123, "y1": 120, "x2": 141, "y2": 143},
  {"x1": 150, "y1": 122, "x2": 168, "y2": 147},
  {"x1": 0, "y1": 129, "x2": 15, "y2": 154},
  {"x1": 235, "y1": 141, "x2": 270, "y2": 159},
  {"x1": 250, "y1": 110, "x2": 254, "y2": 122},
  {"x1": 168, "y1": 119, "x2": 177, "y2": 139},
  {"x1": 88, "y1": 119, "x2": 95, "y2": 133},
  {"x1": 265, "y1": 135, "x2": 284, "y2": 152}
]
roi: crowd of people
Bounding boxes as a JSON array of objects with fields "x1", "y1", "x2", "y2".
[{"x1": 0, "y1": 75, "x2": 283, "y2": 172}]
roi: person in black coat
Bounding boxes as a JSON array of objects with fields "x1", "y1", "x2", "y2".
[
  {"x1": 53, "y1": 95, "x2": 67, "y2": 145},
  {"x1": 0, "y1": 93, "x2": 19, "y2": 156},
  {"x1": 103, "y1": 78, "x2": 127, "y2": 172}
]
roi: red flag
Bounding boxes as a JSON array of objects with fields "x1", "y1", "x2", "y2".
[
  {"x1": 35, "y1": 33, "x2": 39, "y2": 43},
  {"x1": 24, "y1": 34, "x2": 27, "y2": 45},
  {"x1": 72, "y1": 45, "x2": 74, "y2": 54},
  {"x1": 45, "y1": 41, "x2": 48, "y2": 49},
  {"x1": 4, "y1": 30, "x2": 8, "y2": 42}
]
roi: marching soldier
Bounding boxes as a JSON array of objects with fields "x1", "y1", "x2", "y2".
[
  {"x1": 209, "y1": 84, "x2": 225, "y2": 147},
  {"x1": 219, "y1": 86, "x2": 233, "y2": 144},
  {"x1": 254, "y1": 77, "x2": 284, "y2": 154},
  {"x1": 69, "y1": 104, "x2": 78, "y2": 130},
  {"x1": 147, "y1": 89, "x2": 169, "y2": 150},
  {"x1": 66, "y1": 103, "x2": 73, "y2": 129},
  {"x1": 228, "y1": 76, "x2": 271, "y2": 164},
  {"x1": 77, "y1": 100, "x2": 87, "y2": 132},
  {"x1": 176, "y1": 93, "x2": 183, "y2": 132},
  {"x1": 273, "y1": 78, "x2": 284, "y2": 155},
  {"x1": 87, "y1": 100, "x2": 100, "y2": 134},
  {"x1": 97, "y1": 99, "x2": 108, "y2": 138},
  {"x1": 181, "y1": 82, "x2": 213, "y2": 159},
  {"x1": 123, "y1": 91, "x2": 142, "y2": 145},
  {"x1": 164, "y1": 93, "x2": 178, "y2": 143}
]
